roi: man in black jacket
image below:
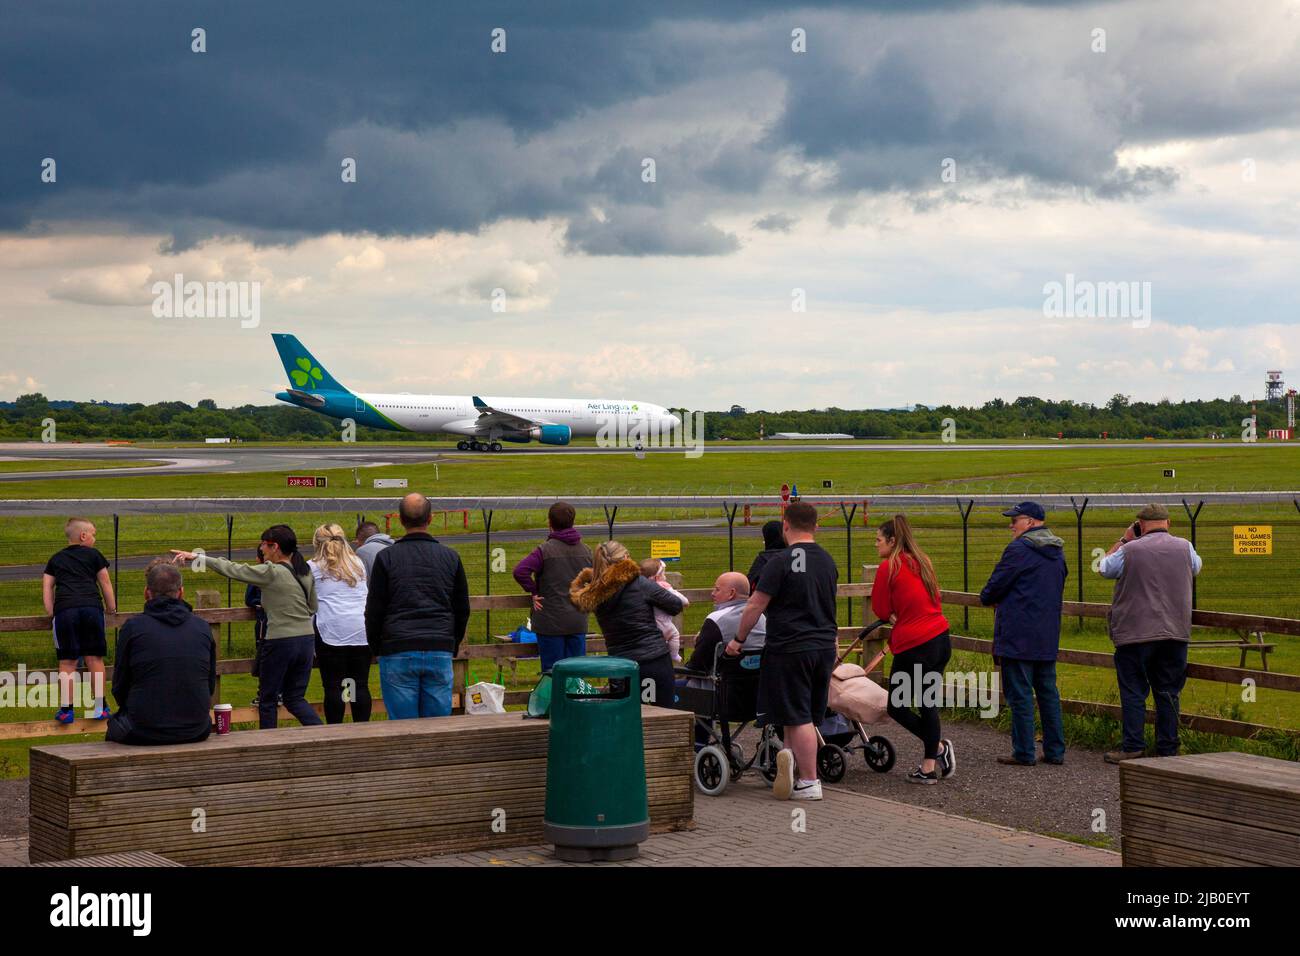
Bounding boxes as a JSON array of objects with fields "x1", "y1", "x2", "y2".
[
  {"x1": 365, "y1": 493, "x2": 471, "y2": 718},
  {"x1": 107, "y1": 561, "x2": 216, "y2": 746}
]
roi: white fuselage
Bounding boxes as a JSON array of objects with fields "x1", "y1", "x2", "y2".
[{"x1": 360, "y1": 393, "x2": 678, "y2": 438}]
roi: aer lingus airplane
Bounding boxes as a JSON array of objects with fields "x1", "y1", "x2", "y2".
[{"x1": 273, "y1": 333, "x2": 678, "y2": 451}]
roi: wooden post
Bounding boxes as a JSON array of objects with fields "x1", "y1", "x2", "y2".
[{"x1": 452, "y1": 657, "x2": 469, "y2": 714}]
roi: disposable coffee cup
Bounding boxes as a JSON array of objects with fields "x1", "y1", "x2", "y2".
[{"x1": 214, "y1": 703, "x2": 233, "y2": 736}]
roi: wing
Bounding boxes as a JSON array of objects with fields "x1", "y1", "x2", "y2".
[{"x1": 470, "y1": 396, "x2": 549, "y2": 430}]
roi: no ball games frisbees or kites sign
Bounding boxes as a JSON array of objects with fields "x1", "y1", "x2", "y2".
[
  {"x1": 650, "y1": 540, "x2": 681, "y2": 563},
  {"x1": 1232, "y1": 525, "x2": 1272, "y2": 555}
]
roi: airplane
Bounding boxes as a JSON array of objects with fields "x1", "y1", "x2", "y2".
[{"x1": 272, "y1": 333, "x2": 679, "y2": 451}]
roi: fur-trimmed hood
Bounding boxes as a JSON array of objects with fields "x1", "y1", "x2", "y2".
[{"x1": 569, "y1": 558, "x2": 641, "y2": 612}]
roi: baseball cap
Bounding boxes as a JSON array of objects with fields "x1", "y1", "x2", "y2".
[
  {"x1": 1002, "y1": 501, "x2": 1046, "y2": 521},
  {"x1": 1136, "y1": 503, "x2": 1170, "y2": 521}
]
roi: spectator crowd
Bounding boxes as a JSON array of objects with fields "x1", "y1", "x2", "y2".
[{"x1": 38, "y1": 495, "x2": 1204, "y2": 799}]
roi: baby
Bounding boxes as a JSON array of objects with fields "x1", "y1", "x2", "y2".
[{"x1": 640, "y1": 558, "x2": 689, "y2": 662}]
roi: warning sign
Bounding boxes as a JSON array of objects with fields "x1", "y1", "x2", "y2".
[
  {"x1": 1233, "y1": 525, "x2": 1272, "y2": 555},
  {"x1": 650, "y1": 540, "x2": 681, "y2": 563}
]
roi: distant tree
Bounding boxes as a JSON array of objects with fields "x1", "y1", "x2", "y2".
[
  {"x1": 198, "y1": 398, "x2": 218, "y2": 411},
  {"x1": 1107, "y1": 393, "x2": 1131, "y2": 414}
]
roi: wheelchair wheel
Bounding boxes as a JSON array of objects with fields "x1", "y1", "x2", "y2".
[
  {"x1": 864, "y1": 735, "x2": 896, "y2": 773},
  {"x1": 817, "y1": 743, "x2": 847, "y2": 783},
  {"x1": 694, "y1": 745, "x2": 731, "y2": 796}
]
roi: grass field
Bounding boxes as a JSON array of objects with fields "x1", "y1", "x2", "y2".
[
  {"x1": 1, "y1": 443, "x2": 1296, "y2": 764},
  {"x1": 0, "y1": 444, "x2": 1298, "y2": 499},
  {"x1": 0, "y1": 458, "x2": 161, "y2": 474}
]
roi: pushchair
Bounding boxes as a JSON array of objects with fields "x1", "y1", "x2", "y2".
[
  {"x1": 673, "y1": 644, "x2": 784, "y2": 796},
  {"x1": 813, "y1": 619, "x2": 896, "y2": 782}
]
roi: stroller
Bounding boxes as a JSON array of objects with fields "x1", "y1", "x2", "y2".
[{"x1": 813, "y1": 619, "x2": 896, "y2": 783}]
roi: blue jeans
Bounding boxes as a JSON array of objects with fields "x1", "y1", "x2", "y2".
[
  {"x1": 1114, "y1": 641, "x2": 1188, "y2": 755},
  {"x1": 1000, "y1": 658, "x2": 1065, "y2": 764},
  {"x1": 259, "y1": 635, "x2": 324, "y2": 729},
  {"x1": 536, "y1": 633, "x2": 586, "y2": 673},
  {"x1": 379, "y1": 650, "x2": 454, "y2": 719}
]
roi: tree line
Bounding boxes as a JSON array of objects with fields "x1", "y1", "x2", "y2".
[{"x1": 0, "y1": 392, "x2": 1288, "y2": 442}]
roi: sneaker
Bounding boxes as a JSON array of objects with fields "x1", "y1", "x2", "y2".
[
  {"x1": 997, "y1": 754, "x2": 1035, "y2": 766},
  {"x1": 89, "y1": 704, "x2": 111, "y2": 720},
  {"x1": 1103, "y1": 749, "x2": 1145, "y2": 764},
  {"x1": 790, "y1": 779, "x2": 823, "y2": 801},
  {"x1": 938, "y1": 739, "x2": 956, "y2": 778},
  {"x1": 774, "y1": 748, "x2": 795, "y2": 800},
  {"x1": 54, "y1": 707, "x2": 75, "y2": 725},
  {"x1": 906, "y1": 766, "x2": 939, "y2": 785},
  {"x1": 250, "y1": 695, "x2": 260, "y2": 708}
]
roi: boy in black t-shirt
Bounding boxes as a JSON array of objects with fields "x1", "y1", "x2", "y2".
[
  {"x1": 730, "y1": 501, "x2": 838, "y2": 802},
  {"x1": 42, "y1": 517, "x2": 117, "y2": 724}
]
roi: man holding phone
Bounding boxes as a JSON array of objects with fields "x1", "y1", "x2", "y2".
[{"x1": 1098, "y1": 503, "x2": 1202, "y2": 764}]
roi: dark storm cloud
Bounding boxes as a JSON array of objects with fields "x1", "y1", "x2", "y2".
[{"x1": 2, "y1": 0, "x2": 1293, "y2": 254}]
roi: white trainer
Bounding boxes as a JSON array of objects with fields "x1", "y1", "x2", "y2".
[
  {"x1": 774, "y1": 748, "x2": 794, "y2": 800},
  {"x1": 790, "y1": 779, "x2": 823, "y2": 801}
]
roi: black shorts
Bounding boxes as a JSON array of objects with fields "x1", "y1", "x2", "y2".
[
  {"x1": 758, "y1": 646, "x2": 836, "y2": 727},
  {"x1": 53, "y1": 606, "x2": 107, "y2": 660}
]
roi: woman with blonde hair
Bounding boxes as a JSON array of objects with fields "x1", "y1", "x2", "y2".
[
  {"x1": 570, "y1": 540, "x2": 684, "y2": 706},
  {"x1": 872, "y1": 514, "x2": 954, "y2": 784},
  {"x1": 310, "y1": 523, "x2": 372, "y2": 723}
]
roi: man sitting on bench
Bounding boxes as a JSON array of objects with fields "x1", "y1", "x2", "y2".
[{"x1": 107, "y1": 561, "x2": 216, "y2": 746}]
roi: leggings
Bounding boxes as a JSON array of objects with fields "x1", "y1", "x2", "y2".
[
  {"x1": 315, "y1": 638, "x2": 374, "y2": 724},
  {"x1": 886, "y1": 631, "x2": 951, "y2": 761}
]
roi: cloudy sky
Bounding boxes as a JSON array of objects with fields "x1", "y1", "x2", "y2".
[{"x1": 2, "y1": 0, "x2": 1298, "y2": 410}]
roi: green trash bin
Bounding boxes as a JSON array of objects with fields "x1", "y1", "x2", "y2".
[{"x1": 543, "y1": 656, "x2": 649, "y2": 861}]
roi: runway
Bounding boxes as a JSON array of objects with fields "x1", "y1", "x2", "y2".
[{"x1": 1, "y1": 440, "x2": 1293, "y2": 482}]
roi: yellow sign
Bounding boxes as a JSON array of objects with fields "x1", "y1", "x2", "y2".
[
  {"x1": 650, "y1": 539, "x2": 681, "y2": 562},
  {"x1": 1233, "y1": 525, "x2": 1272, "y2": 555}
]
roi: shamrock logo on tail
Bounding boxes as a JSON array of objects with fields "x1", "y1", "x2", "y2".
[{"x1": 291, "y1": 357, "x2": 323, "y2": 389}]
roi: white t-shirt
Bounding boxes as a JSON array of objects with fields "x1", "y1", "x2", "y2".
[{"x1": 309, "y1": 560, "x2": 369, "y2": 647}]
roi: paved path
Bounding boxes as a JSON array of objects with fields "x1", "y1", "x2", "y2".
[
  {"x1": 377, "y1": 778, "x2": 1119, "y2": 867},
  {"x1": 1, "y1": 779, "x2": 1118, "y2": 868}
]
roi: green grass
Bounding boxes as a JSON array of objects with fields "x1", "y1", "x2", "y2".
[
  {"x1": 0, "y1": 458, "x2": 161, "y2": 474},
  {"x1": 0, "y1": 444, "x2": 1298, "y2": 499}
]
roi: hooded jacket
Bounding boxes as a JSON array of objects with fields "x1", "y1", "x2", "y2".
[
  {"x1": 355, "y1": 532, "x2": 395, "y2": 579},
  {"x1": 569, "y1": 558, "x2": 684, "y2": 662},
  {"x1": 979, "y1": 526, "x2": 1068, "y2": 661},
  {"x1": 512, "y1": 526, "x2": 592, "y2": 635},
  {"x1": 111, "y1": 597, "x2": 216, "y2": 744},
  {"x1": 745, "y1": 521, "x2": 786, "y2": 589}
]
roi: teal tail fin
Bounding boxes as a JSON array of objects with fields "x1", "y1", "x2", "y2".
[{"x1": 272, "y1": 334, "x2": 347, "y2": 392}]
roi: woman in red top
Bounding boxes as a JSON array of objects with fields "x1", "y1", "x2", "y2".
[{"x1": 872, "y1": 514, "x2": 954, "y2": 784}]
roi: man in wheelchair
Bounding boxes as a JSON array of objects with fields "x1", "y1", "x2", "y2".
[{"x1": 676, "y1": 572, "x2": 767, "y2": 756}]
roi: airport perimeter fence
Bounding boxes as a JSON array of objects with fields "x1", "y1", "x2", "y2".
[{"x1": 1, "y1": 492, "x2": 1297, "y2": 674}]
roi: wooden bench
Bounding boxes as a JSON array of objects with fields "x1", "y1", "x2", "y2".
[
  {"x1": 1120, "y1": 751, "x2": 1300, "y2": 866},
  {"x1": 28, "y1": 707, "x2": 693, "y2": 866},
  {"x1": 1188, "y1": 632, "x2": 1276, "y2": 671}
]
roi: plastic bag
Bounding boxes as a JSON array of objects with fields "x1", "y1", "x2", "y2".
[{"x1": 465, "y1": 681, "x2": 506, "y2": 715}]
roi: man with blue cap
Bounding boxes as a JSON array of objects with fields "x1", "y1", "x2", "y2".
[{"x1": 979, "y1": 501, "x2": 1068, "y2": 766}]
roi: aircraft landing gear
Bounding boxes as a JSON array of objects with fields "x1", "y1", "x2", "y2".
[
  {"x1": 489, "y1": 441, "x2": 503, "y2": 452},
  {"x1": 456, "y1": 440, "x2": 469, "y2": 451}
]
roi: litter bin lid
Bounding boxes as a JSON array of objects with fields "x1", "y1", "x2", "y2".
[{"x1": 551, "y1": 656, "x2": 639, "y2": 680}]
